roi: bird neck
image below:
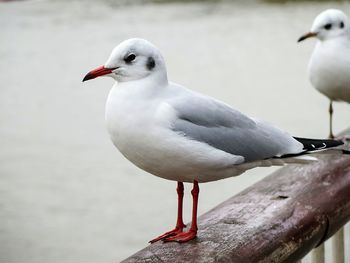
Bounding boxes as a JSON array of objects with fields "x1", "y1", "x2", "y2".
[
  {"x1": 151, "y1": 66, "x2": 168, "y2": 86},
  {"x1": 113, "y1": 68, "x2": 168, "y2": 100}
]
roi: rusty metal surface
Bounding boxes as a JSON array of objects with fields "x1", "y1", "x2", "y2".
[{"x1": 122, "y1": 137, "x2": 350, "y2": 263}]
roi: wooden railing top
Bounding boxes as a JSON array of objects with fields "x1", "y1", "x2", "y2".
[{"x1": 122, "y1": 130, "x2": 350, "y2": 263}]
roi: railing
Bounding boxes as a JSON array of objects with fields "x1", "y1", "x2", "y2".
[{"x1": 122, "y1": 129, "x2": 350, "y2": 263}]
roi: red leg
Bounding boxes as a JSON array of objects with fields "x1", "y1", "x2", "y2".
[
  {"x1": 149, "y1": 182, "x2": 186, "y2": 243},
  {"x1": 164, "y1": 180, "x2": 199, "y2": 243},
  {"x1": 175, "y1": 182, "x2": 186, "y2": 229}
]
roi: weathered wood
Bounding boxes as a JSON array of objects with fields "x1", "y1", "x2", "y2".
[{"x1": 122, "y1": 135, "x2": 350, "y2": 263}]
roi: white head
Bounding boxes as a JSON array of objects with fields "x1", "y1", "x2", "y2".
[
  {"x1": 298, "y1": 9, "x2": 349, "y2": 42},
  {"x1": 83, "y1": 38, "x2": 167, "y2": 83}
]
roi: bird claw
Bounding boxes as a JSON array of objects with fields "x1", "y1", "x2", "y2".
[
  {"x1": 149, "y1": 226, "x2": 185, "y2": 243},
  {"x1": 163, "y1": 230, "x2": 197, "y2": 243}
]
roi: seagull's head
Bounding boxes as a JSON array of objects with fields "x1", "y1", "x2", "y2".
[
  {"x1": 298, "y1": 9, "x2": 349, "y2": 42},
  {"x1": 83, "y1": 38, "x2": 166, "y2": 83}
]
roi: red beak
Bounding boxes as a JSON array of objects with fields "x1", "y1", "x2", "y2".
[{"x1": 82, "y1": 65, "x2": 116, "y2": 82}]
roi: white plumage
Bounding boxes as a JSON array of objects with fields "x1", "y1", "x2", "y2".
[
  {"x1": 83, "y1": 38, "x2": 344, "y2": 243},
  {"x1": 83, "y1": 38, "x2": 331, "y2": 183},
  {"x1": 299, "y1": 9, "x2": 350, "y2": 138}
]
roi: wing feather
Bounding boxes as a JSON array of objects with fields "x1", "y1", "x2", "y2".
[{"x1": 169, "y1": 91, "x2": 303, "y2": 162}]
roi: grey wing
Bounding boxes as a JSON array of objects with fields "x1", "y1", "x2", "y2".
[{"x1": 170, "y1": 93, "x2": 303, "y2": 162}]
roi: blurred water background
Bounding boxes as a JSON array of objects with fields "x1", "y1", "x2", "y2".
[{"x1": 1, "y1": 0, "x2": 349, "y2": 262}]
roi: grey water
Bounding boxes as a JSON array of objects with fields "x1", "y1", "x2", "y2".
[{"x1": 1, "y1": 0, "x2": 349, "y2": 262}]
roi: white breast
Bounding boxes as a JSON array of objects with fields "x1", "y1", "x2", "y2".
[
  {"x1": 309, "y1": 39, "x2": 350, "y2": 102},
  {"x1": 105, "y1": 82, "x2": 244, "y2": 183}
]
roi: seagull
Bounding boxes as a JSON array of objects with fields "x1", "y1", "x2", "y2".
[
  {"x1": 298, "y1": 9, "x2": 350, "y2": 138},
  {"x1": 83, "y1": 38, "x2": 344, "y2": 243}
]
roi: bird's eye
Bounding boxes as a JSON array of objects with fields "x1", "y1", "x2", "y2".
[
  {"x1": 324, "y1": 23, "x2": 332, "y2": 30},
  {"x1": 124, "y1": 54, "x2": 136, "y2": 63},
  {"x1": 340, "y1": 21, "x2": 344, "y2": 28}
]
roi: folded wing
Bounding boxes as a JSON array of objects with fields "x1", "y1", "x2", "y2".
[{"x1": 169, "y1": 92, "x2": 304, "y2": 163}]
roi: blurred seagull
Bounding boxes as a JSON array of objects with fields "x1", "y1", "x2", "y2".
[
  {"x1": 83, "y1": 38, "x2": 343, "y2": 243},
  {"x1": 298, "y1": 9, "x2": 350, "y2": 138}
]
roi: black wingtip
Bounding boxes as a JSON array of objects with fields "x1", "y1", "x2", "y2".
[
  {"x1": 293, "y1": 137, "x2": 344, "y2": 151},
  {"x1": 342, "y1": 149, "x2": 350, "y2": 154}
]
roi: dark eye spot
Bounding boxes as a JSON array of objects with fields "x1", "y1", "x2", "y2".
[
  {"x1": 146, "y1": 57, "x2": 155, "y2": 70},
  {"x1": 340, "y1": 21, "x2": 344, "y2": 28},
  {"x1": 324, "y1": 23, "x2": 332, "y2": 30},
  {"x1": 124, "y1": 53, "x2": 136, "y2": 64}
]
